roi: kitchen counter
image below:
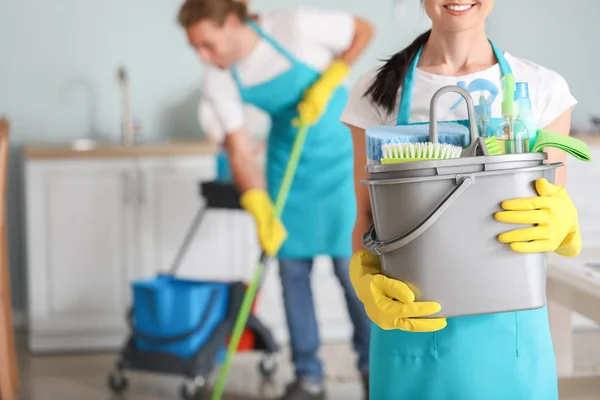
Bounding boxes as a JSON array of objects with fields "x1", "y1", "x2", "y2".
[
  {"x1": 22, "y1": 133, "x2": 599, "y2": 161},
  {"x1": 23, "y1": 139, "x2": 220, "y2": 160}
]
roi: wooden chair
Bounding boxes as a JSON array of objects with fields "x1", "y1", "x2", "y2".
[{"x1": 0, "y1": 117, "x2": 18, "y2": 400}]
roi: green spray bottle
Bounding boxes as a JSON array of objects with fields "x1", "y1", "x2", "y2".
[{"x1": 495, "y1": 73, "x2": 529, "y2": 154}]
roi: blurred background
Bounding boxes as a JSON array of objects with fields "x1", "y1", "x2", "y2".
[{"x1": 1, "y1": 0, "x2": 600, "y2": 399}]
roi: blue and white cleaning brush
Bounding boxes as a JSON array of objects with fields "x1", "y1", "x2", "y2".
[{"x1": 366, "y1": 122, "x2": 470, "y2": 163}]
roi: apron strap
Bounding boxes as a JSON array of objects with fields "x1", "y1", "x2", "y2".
[
  {"x1": 396, "y1": 40, "x2": 512, "y2": 126},
  {"x1": 231, "y1": 20, "x2": 299, "y2": 88},
  {"x1": 490, "y1": 41, "x2": 512, "y2": 76},
  {"x1": 396, "y1": 46, "x2": 423, "y2": 125}
]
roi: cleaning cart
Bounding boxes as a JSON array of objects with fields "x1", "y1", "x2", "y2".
[{"x1": 107, "y1": 181, "x2": 279, "y2": 400}]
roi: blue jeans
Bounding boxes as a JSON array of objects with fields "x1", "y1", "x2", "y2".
[{"x1": 278, "y1": 257, "x2": 371, "y2": 384}]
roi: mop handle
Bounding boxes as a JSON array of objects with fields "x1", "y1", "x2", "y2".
[{"x1": 211, "y1": 123, "x2": 311, "y2": 400}]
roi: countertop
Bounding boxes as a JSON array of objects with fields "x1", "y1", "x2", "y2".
[
  {"x1": 21, "y1": 133, "x2": 600, "y2": 161},
  {"x1": 23, "y1": 138, "x2": 220, "y2": 160}
]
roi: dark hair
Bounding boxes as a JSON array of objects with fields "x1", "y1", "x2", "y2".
[
  {"x1": 178, "y1": 0, "x2": 249, "y2": 28},
  {"x1": 364, "y1": 29, "x2": 432, "y2": 115}
]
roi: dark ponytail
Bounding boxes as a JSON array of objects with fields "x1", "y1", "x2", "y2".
[{"x1": 364, "y1": 29, "x2": 431, "y2": 115}]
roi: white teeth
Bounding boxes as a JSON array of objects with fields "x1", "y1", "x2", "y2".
[{"x1": 446, "y1": 4, "x2": 473, "y2": 11}]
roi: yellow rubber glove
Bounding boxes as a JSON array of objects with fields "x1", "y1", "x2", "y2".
[
  {"x1": 349, "y1": 250, "x2": 447, "y2": 332},
  {"x1": 293, "y1": 60, "x2": 350, "y2": 126},
  {"x1": 240, "y1": 189, "x2": 287, "y2": 256},
  {"x1": 495, "y1": 178, "x2": 582, "y2": 257}
]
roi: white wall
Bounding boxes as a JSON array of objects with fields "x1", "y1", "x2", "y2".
[{"x1": 486, "y1": 0, "x2": 600, "y2": 132}]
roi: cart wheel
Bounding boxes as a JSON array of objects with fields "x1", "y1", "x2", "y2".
[
  {"x1": 108, "y1": 371, "x2": 129, "y2": 394},
  {"x1": 179, "y1": 377, "x2": 205, "y2": 400},
  {"x1": 259, "y1": 354, "x2": 277, "y2": 379}
]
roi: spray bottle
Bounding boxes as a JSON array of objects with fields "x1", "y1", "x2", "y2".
[
  {"x1": 514, "y1": 82, "x2": 537, "y2": 151},
  {"x1": 496, "y1": 73, "x2": 529, "y2": 154},
  {"x1": 475, "y1": 94, "x2": 494, "y2": 138}
]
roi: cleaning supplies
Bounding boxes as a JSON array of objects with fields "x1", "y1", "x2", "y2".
[
  {"x1": 380, "y1": 142, "x2": 462, "y2": 163},
  {"x1": 483, "y1": 136, "x2": 503, "y2": 155},
  {"x1": 361, "y1": 84, "x2": 561, "y2": 318},
  {"x1": 362, "y1": 151, "x2": 558, "y2": 318},
  {"x1": 430, "y1": 85, "x2": 487, "y2": 158},
  {"x1": 514, "y1": 82, "x2": 537, "y2": 151},
  {"x1": 475, "y1": 95, "x2": 494, "y2": 138},
  {"x1": 532, "y1": 129, "x2": 592, "y2": 161},
  {"x1": 496, "y1": 73, "x2": 529, "y2": 154},
  {"x1": 473, "y1": 94, "x2": 503, "y2": 155},
  {"x1": 366, "y1": 122, "x2": 470, "y2": 164}
]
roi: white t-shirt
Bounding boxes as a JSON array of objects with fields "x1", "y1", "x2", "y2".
[
  {"x1": 340, "y1": 53, "x2": 577, "y2": 131},
  {"x1": 200, "y1": 6, "x2": 355, "y2": 134}
]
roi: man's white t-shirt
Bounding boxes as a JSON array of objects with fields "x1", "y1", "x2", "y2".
[
  {"x1": 200, "y1": 6, "x2": 355, "y2": 135},
  {"x1": 340, "y1": 53, "x2": 577, "y2": 132}
]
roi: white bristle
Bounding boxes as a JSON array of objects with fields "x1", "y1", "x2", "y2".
[{"x1": 381, "y1": 142, "x2": 462, "y2": 162}]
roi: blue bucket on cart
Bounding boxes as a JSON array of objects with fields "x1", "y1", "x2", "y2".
[{"x1": 131, "y1": 275, "x2": 231, "y2": 359}]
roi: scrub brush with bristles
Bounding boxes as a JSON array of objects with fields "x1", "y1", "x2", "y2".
[
  {"x1": 484, "y1": 136, "x2": 503, "y2": 155},
  {"x1": 380, "y1": 142, "x2": 463, "y2": 164}
]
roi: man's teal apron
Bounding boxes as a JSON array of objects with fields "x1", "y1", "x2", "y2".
[
  {"x1": 230, "y1": 21, "x2": 355, "y2": 259},
  {"x1": 216, "y1": 149, "x2": 233, "y2": 183},
  {"x1": 369, "y1": 42, "x2": 558, "y2": 400}
]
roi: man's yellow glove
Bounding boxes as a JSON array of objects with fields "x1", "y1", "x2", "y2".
[
  {"x1": 495, "y1": 178, "x2": 582, "y2": 257},
  {"x1": 349, "y1": 250, "x2": 447, "y2": 332},
  {"x1": 293, "y1": 60, "x2": 350, "y2": 126},
  {"x1": 240, "y1": 189, "x2": 287, "y2": 256}
]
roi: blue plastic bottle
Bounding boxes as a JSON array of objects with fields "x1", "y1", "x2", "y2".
[{"x1": 514, "y1": 82, "x2": 537, "y2": 151}]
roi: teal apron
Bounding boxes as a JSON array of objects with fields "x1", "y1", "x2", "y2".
[
  {"x1": 216, "y1": 149, "x2": 233, "y2": 183},
  {"x1": 370, "y1": 42, "x2": 558, "y2": 400},
  {"x1": 230, "y1": 21, "x2": 355, "y2": 259}
]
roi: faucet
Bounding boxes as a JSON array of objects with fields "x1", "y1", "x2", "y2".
[{"x1": 117, "y1": 67, "x2": 138, "y2": 145}]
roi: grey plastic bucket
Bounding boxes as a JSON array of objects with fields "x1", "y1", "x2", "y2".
[{"x1": 362, "y1": 85, "x2": 560, "y2": 318}]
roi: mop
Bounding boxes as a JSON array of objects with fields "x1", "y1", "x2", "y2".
[{"x1": 211, "y1": 122, "x2": 311, "y2": 400}]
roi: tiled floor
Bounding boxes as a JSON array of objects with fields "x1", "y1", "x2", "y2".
[
  {"x1": 15, "y1": 334, "x2": 363, "y2": 400},
  {"x1": 13, "y1": 330, "x2": 600, "y2": 400}
]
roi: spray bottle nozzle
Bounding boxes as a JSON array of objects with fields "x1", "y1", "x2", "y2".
[{"x1": 475, "y1": 95, "x2": 489, "y2": 119}]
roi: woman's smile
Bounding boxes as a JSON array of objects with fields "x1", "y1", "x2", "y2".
[{"x1": 443, "y1": 2, "x2": 477, "y2": 16}]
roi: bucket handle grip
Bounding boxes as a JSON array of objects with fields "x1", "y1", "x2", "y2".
[
  {"x1": 429, "y1": 85, "x2": 479, "y2": 146},
  {"x1": 363, "y1": 175, "x2": 475, "y2": 255}
]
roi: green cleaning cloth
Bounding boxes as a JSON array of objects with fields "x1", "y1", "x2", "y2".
[{"x1": 532, "y1": 129, "x2": 592, "y2": 162}]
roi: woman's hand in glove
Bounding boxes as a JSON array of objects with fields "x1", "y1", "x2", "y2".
[
  {"x1": 495, "y1": 178, "x2": 581, "y2": 257},
  {"x1": 349, "y1": 250, "x2": 447, "y2": 332}
]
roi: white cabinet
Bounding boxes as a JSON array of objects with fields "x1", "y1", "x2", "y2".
[
  {"x1": 24, "y1": 153, "x2": 353, "y2": 353},
  {"x1": 25, "y1": 159, "x2": 138, "y2": 351},
  {"x1": 136, "y1": 156, "x2": 216, "y2": 278},
  {"x1": 24, "y1": 155, "x2": 221, "y2": 352}
]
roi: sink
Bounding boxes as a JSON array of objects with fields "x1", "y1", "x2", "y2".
[{"x1": 69, "y1": 138, "x2": 114, "y2": 150}]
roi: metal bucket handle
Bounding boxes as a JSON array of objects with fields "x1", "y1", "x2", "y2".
[
  {"x1": 429, "y1": 85, "x2": 479, "y2": 145},
  {"x1": 363, "y1": 175, "x2": 475, "y2": 255}
]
